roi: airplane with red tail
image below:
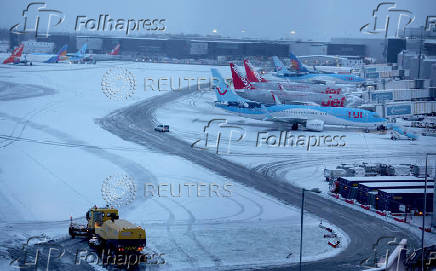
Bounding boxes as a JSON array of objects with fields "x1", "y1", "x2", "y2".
[
  {"x1": 108, "y1": 44, "x2": 120, "y2": 55},
  {"x1": 231, "y1": 63, "x2": 346, "y2": 107},
  {"x1": 243, "y1": 59, "x2": 341, "y2": 94},
  {"x1": 2, "y1": 44, "x2": 32, "y2": 65}
]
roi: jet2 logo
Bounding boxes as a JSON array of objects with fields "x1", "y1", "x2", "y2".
[
  {"x1": 191, "y1": 119, "x2": 245, "y2": 154},
  {"x1": 10, "y1": 2, "x2": 65, "y2": 38}
]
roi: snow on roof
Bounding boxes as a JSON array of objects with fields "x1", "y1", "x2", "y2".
[
  {"x1": 360, "y1": 182, "x2": 434, "y2": 188},
  {"x1": 379, "y1": 188, "x2": 434, "y2": 194},
  {"x1": 190, "y1": 39, "x2": 258, "y2": 44},
  {"x1": 341, "y1": 176, "x2": 424, "y2": 182},
  {"x1": 424, "y1": 39, "x2": 436, "y2": 44}
]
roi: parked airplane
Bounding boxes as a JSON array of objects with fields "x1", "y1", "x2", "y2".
[
  {"x1": 108, "y1": 44, "x2": 120, "y2": 55},
  {"x1": 68, "y1": 43, "x2": 95, "y2": 64},
  {"x1": 273, "y1": 55, "x2": 365, "y2": 85},
  {"x1": 93, "y1": 44, "x2": 121, "y2": 61},
  {"x1": 212, "y1": 68, "x2": 385, "y2": 131},
  {"x1": 44, "y1": 44, "x2": 68, "y2": 63},
  {"x1": 272, "y1": 56, "x2": 293, "y2": 77},
  {"x1": 296, "y1": 55, "x2": 362, "y2": 74},
  {"x1": 45, "y1": 44, "x2": 95, "y2": 64},
  {"x1": 2, "y1": 44, "x2": 32, "y2": 65},
  {"x1": 243, "y1": 59, "x2": 342, "y2": 95},
  {"x1": 230, "y1": 63, "x2": 346, "y2": 107}
]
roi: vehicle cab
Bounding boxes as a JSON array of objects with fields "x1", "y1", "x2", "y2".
[
  {"x1": 86, "y1": 206, "x2": 119, "y2": 232},
  {"x1": 154, "y1": 124, "x2": 169, "y2": 132}
]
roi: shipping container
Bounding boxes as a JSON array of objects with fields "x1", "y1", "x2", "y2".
[
  {"x1": 382, "y1": 71, "x2": 394, "y2": 78},
  {"x1": 366, "y1": 72, "x2": 379, "y2": 79},
  {"x1": 357, "y1": 181, "x2": 434, "y2": 205},
  {"x1": 413, "y1": 101, "x2": 433, "y2": 114},
  {"x1": 377, "y1": 188, "x2": 434, "y2": 213},
  {"x1": 385, "y1": 80, "x2": 415, "y2": 89},
  {"x1": 383, "y1": 101, "x2": 436, "y2": 117},
  {"x1": 376, "y1": 104, "x2": 385, "y2": 118},
  {"x1": 385, "y1": 102, "x2": 413, "y2": 117},
  {"x1": 370, "y1": 90, "x2": 393, "y2": 103},
  {"x1": 365, "y1": 64, "x2": 393, "y2": 72},
  {"x1": 370, "y1": 89, "x2": 432, "y2": 102},
  {"x1": 337, "y1": 176, "x2": 424, "y2": 199}
]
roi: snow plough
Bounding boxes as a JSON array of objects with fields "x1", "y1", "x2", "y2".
[{"x1": 69, "y1": 206, "x2": 146, "y2": 255}]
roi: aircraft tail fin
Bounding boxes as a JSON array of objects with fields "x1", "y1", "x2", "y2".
[
  {"x1": 45, "y1": 56, "x2": 58, "y2": 63},
  {"x1": 211, "y1": 68, "x2": 246, "y2": 103},
  {"x1": 244, "y1": 59, "x2": 267, "y2": 82},
  {"x1": 77, "y1": 43, "x2": 87, "y2": 56},
  {"x1": 229, "y1": 63, "x2": 253, "y2": 89},
  {"x1": 45, "y1": 44, "x2": 68, "y2": 63},
  {"x1": 272, "y1": 56, "x2": 290, "y2": 74},
  {"x1": 109, "y1": 44, "x2": 120, "y2": 55},
  {"x1": 2, "y1": 44, "x2": 24, "y2": 64},
  {"x1": 13, "y1": 44, "x2": 24, "y2": 57},
  {"x1": 289, "y1": 52, "x2": 309, "y2": 72},
  {"x1": 271, "y1": 92, "x2": 282, "y2": 105}
]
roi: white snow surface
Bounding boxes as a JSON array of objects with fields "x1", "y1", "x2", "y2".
[
  {"x1": 0, "y1": 62, "x2": 348, "y2": 270},
  {"x1": 155, "y1": 78, "x2": 436, "y2": 248}
]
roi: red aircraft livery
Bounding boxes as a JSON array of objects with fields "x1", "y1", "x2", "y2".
[{"x1": 3, "y1": 44, "x2": 24, "y2": 64}]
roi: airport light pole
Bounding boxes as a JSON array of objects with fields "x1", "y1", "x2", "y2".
[
  {"x1": 299, "y1": 188, "x2": 321, "y2": 271},
  {"x1": 422, "y1": 153, "x2": 436, "y2": 270},
  {"x1": 417, "y1": 27, "x2": 423, "y2": 79}
]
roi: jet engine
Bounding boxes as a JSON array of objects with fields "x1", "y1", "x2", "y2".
[{"x1": 305, "y1": 119, "x2": 324, "y2": 132}]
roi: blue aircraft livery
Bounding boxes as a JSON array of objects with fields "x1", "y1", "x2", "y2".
[{"x1": 211, "y1": 68, "x2": 384, "y2": 131}]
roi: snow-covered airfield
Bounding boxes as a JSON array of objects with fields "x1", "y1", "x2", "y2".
[{"x1": 0, "y1": 61, "x2": 432, "y2": 270}]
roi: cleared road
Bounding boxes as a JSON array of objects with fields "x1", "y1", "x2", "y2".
[{"x1": 98, "y1": 87, "x2": 419, "y2": 271}]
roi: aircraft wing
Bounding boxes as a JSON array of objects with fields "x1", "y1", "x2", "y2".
[
  {"x1": 260, "y1": 104, "x2": 307, "y2": 123},
  {"x1": 263, "y1": 115, "x2": 308, "y2": 123},
  {"x1": 286, "y1": 101, "x2": 320, "y2": 106}
]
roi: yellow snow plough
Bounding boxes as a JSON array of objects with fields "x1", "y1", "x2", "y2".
[{"x1": 69, "y1": 206, "x2": 146, "y2": 254}]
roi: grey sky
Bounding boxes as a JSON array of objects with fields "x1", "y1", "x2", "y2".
[{"x1": 0, "y1": 0, "x2": 434, "y2": 41}]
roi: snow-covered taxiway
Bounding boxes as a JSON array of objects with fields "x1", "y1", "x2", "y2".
[
  {"x1": 0, "y1": 62, "x2": 358, "y2": 271},
  {"x1": 1, "y1": 61, "x2": 432, "y2": 270}
]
